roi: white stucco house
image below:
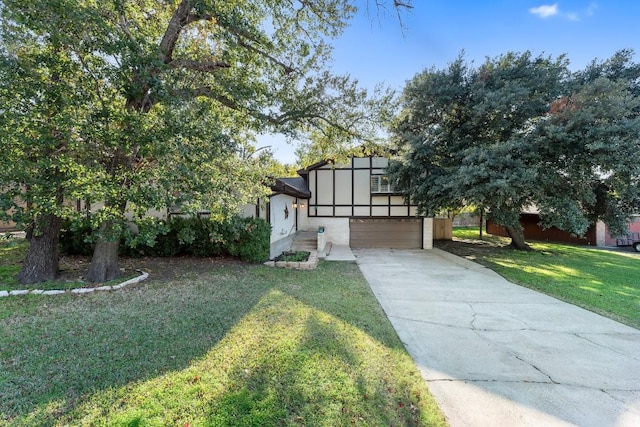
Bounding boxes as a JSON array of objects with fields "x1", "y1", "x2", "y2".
[{"x1": 259, "y1": 156, "x2": 433, "y2": 258}]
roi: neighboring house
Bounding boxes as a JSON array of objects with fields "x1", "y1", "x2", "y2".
[
  {"x1": 598, "y1": 216, "x2": 640, "y2": 247},
  {"x1": 259, "y1": 156, "x2": 433, "y2": 258},
  {"x1": 486, "y1": 213, "x2": 640, "y2": 247}
]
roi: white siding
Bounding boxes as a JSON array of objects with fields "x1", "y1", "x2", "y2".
[
  {"x1": 372, "y1": 196, "x2": 388, "y2": 205},
  {"x1": 303, "y1": 217, "x2": 350, "y2": 245},
  {"x1": 353, "y1": 157, "x2": 369, "y2": 168},
  {"x1": 334, "y1": 170, "x2": 352, "y2": 205},
  {"x1": 353, "y1": 170, "x2": 370, "y2": 205},
  {"x1": 353, "y1": 206, "x2": 370, "y2": 216},
  {"x1": 270, "y1": 194, "x2": 296, "y2": 244},
  {"x1": 390, "y1": 206, "x2": 409, "y2": 216},
  {"x1": 316, "y1": 169, "x2": 333, "y2": 205},
  {"x1": 371, "y1": 206, "x2": 388, "y2": 216},
  {"x1": 334, "y1": 206, "x2": 352, "y2": 216},
  {"x1": 372, "y1": 157, "x2": 388, "y2": 168}
]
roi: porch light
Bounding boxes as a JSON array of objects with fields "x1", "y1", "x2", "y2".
[{"x1": 292, "y1": 202, "x2": 298, "y2": 209}]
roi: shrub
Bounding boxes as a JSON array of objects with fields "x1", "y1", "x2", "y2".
[
  {"x1": 225, "y1": 217, "x2": 271, "y2": 263},
  {"x1": 59, "y1": 215, "x2": 271, "y2": 262},
  {"x1": 120, "y1": 217, "x2": 172, "y2": 257},
  {"x1": 60, "y1": 219, "x2": 94, "y2": 256}
]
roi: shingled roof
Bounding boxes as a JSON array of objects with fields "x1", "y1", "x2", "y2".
[{"x1": 272, "y1": 177, "x2": 311, "y2": 199}]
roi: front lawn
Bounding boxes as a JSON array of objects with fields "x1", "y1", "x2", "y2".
[
  {"x1": 438, "y1": 227, "x2": 640, "y2": 329},
  {"x1": 0, "y1": 246, "x2": 446, "y2": 426}
]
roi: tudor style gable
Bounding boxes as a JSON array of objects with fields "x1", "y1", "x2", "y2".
[{"x1": 303, "y1": 157, "x2": 419, "y2": 218}]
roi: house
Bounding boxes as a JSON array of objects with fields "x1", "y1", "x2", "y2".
[
  {"x1": 486, "y1": 213, "x2": 640, "y2": 247},
  {"x1": 260, "y1": 156, "x2": 433, "y2": 258}
]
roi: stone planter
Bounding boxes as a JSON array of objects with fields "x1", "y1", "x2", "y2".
[{"x1": 265, "y1": 251, "x2": 319, "y2": 270}]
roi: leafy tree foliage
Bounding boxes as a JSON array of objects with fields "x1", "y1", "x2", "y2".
[
  {"x1": 533, "y1": 50, "x2": 640, "y2": 237},
  {"x1": 1, "y1": 0, "x2": 399, "y2": 283},
  {"x1": 389, "y1": 51, "x2": 640, "y2": 249},
  {"x1": 0, "y1": 23, "x2": 98, "y2": 282}
]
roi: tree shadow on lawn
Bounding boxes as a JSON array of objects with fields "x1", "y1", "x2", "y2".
[
  {"x1": 0, "y1": 260, "x2": 271, "y2": 423},
  {"x1": 1, "y1": 259, "x2": 440, "y2": 426}
]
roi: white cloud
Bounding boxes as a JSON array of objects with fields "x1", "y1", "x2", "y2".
[
  {"x1": 567, "y1": 12, "x2": 580, "y2": 21},
  {"x1": 529, "y1": 3, "x2": 597, "y2": 21},
  {"x1": 529, "y1": 4, "x2": 559, "y2": 18}
]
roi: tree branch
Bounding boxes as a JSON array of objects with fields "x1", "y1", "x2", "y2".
[
  {"x1": 159, "y1": 0, "x2": 197, "y2": 63},
  {"x1": 168, "y1": 58, "x2": 231, "y2": 72}
]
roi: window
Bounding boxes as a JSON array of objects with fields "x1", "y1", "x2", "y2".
[{"x1": 370, "y1": 175, "x2": 396, "y2": 194}]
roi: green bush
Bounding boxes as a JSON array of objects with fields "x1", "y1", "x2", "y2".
[
  {"x1": 59, "y1": 215, "x2": 270, "y2": 262},
  {"x1": 225, "y1": 216, "x2": 271, "y2": 263},
  {"x1": 60, "y1": 219, "x2": 94, "y2": 256}
]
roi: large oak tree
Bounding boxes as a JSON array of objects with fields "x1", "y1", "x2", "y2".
[
  {"x1": 1, "y1": 0, "x2": 399, "y2": 283},
  {"x1": 388, "y1": 51, "x2": 640, "y2": 249}
]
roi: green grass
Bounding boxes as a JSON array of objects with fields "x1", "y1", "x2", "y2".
[
  {"x1": 449, "y1": 227, "x2": 640, "y2": 329},
  {"x1": 0, "y1": 256, "x2": 446, "y2": 426},
  {"x1": 0, "y1": 238, "x2": 27, "y2": 287}
]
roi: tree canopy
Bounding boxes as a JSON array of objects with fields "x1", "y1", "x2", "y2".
[
  {"x1": 0, "y1": 0, "x2": 401, "y2": 283},
  {"x1": 388, "y1": 50, "x2": 640, "y2": 249}
]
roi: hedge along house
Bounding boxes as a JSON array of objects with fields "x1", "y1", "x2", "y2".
[{"x1": 262, "y1": 156, "x2": 433, "y2": 258}]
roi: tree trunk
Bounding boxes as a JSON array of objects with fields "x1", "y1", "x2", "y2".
[
  {"x1": 17, "y1": 214, "x2": 62, "y2": 284},
  {"x1": 505, "y1": 225, "x2": 531, "y2": 250},
  {"x1": 85, "y1": 221, "x2": 122, "y2": 283}
]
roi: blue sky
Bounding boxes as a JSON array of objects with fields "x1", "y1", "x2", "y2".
[{"x1": 267, "y1": 1, "x2": 639, "y2": 164}]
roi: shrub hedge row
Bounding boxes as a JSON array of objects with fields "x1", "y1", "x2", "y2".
[{"x1": 60, "y1": 216, "x2": 271, "y2": 263}]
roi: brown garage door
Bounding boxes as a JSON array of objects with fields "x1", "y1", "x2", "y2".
[{"x1": 350, "y1": 218, "x2": 423, "y2": 249}]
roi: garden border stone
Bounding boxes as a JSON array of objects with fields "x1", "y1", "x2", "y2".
[{"x1": 0, "y1": 270, "x2": 149, "y2": 297}]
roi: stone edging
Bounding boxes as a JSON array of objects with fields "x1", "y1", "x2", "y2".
[
  {"x1": 0, "y1": 270, "x2": 149, "y2": 297},
  {"x1": 264, "y1": 251, "x2": 318, "y2": 270}
]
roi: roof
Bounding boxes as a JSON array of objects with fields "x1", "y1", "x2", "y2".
[
  {"x1": 272, "y1": 177, "x2": 311, "y2": 199},
  {"x1": 297, "y1": 160, "x2": 331, "y2": 176}
]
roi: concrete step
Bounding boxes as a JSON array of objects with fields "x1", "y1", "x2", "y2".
[{"x1": 291, "y1": 231, "x2": 318, "y2": 252}]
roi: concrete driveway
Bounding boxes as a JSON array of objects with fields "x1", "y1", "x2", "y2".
[{"x1": 354, "y1": 248, "x2": 640, "y2": 427}]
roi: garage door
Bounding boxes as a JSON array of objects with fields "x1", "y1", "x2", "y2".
[{"x1": 349, "y1": 218, "x2": 423, "y2": 249}]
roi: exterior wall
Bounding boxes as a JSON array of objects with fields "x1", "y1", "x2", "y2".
[
  {"x1": 603, "y1": 216, "x2": 640, "y2": 246},
  {"x1": 269, "y1": 194, "x2": 297, "y2": 244},
  {"x1": 596, "y1": 221, "x2": 607, "y2": 247},
  {"x1": 487, "y1": 214, "x2": 597, "y2": 245},
  {"x1": 299, "y1": 217, "x2": 350, "y2": 246},
  {"x1": 307, "y1": 157, "x2": 416, "y2": 218},
  {"x1": 268, "y1": 195, "x2": 311, "y2": 257},
  {"x1": 423, "y1": 218, "x2": 434, "y2": 249},
  {"x1": 240, "y1": 199, "x2": 268, "y2": 220}
]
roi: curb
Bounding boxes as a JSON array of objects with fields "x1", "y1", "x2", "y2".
[{"x1": 0, "y1": 270, "x2": 149, "y2": 297}]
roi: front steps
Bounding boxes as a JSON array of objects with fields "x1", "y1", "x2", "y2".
[
  {"x1": 291, "y1": 231, "x2": 316, "y2": 251},
  {"x1": 291, "y1": 231, "x2": 332, "y2": 257}
]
